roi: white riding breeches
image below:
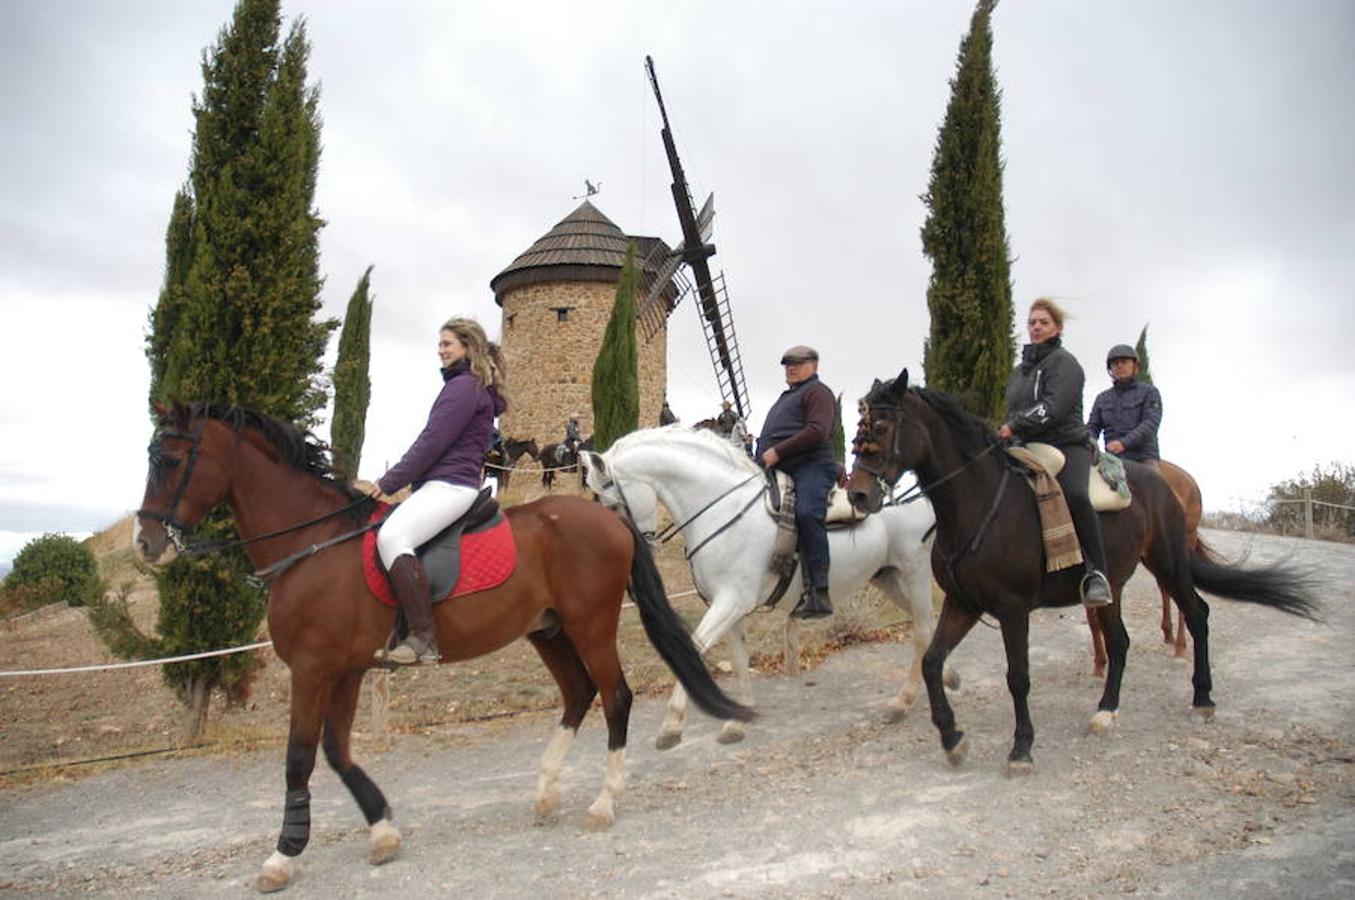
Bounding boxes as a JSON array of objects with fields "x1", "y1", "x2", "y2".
[{"x1": 376, "y1": 481, "x2": 480, "y2": 568}]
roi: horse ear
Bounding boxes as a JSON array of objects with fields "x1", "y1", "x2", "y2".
[
  {"x1": 581, "y1": 451, "x2": 607, "y2": 488},
  {"x1": 897, "y1": 368, "x2": 909, "y2": 390}
]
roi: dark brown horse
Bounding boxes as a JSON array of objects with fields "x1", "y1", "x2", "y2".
[
  {"x1": 846, "y1": 371, "x2": 1318, "y2": 774},
  {"x1": 485, "y1": 436, "x2": 539, "y2": 492},
  {"x1": 539, "y1": 438, "x2": 592, "y2": 489},
  {"x1": 133, "y1": 403, "x2": 750, "y2": 892},
  {"x1": 1085, "y1": 458, "x2": 1205, "y2": 675}
]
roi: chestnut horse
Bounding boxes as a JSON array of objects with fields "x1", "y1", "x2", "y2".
[
  {"x1": 846, "y1": 371, "x2": 1319, "y2": 774},
  {"x1": 1085, "y1": 459, "x2": 1204, "y2": 675},
  {"x1": 133, "y1": 403, "x2": 750, "y2": 892},
  {"x1": 485, "y1": 436, "x2": 539, "y2": 492}
]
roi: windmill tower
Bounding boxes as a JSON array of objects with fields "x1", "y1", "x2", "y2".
[
  {"x1": 490, "y1": 201, "x2": 678, "y2": 444},
  {"x1": 636, "y1": 55, "x2": 751, "y2": 420}
]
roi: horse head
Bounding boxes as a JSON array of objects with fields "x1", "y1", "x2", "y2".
[
  {"x1": 134, "y1": 402, "x2": 238, "y2": 562},
  {"x1": 583, "y1": 448, "x2": 662, "y2": 537},
  {"x1": 847, "y1": 368, "x2": 932, "y2": 513}
]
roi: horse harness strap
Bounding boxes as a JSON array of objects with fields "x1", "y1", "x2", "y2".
[
  {"x1": 642, "y1": 472, "x2": 761, "y2": 547},
  {"x1": 253, "y1": 513, "x2": 389, "y2": 584},
  {"x1": 939, "y1": 462, "x2": 1012, "y2": 627},
  {"x1": 683, "y1": 485, "x2": 766, "y2": 561}
]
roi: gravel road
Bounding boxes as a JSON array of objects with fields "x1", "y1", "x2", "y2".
[{"x1": 2, "y1": 529, "x2": 1352, "y2": 897}]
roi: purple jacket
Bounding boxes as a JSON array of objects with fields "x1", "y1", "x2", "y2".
[{"x1": 378, "y1": 361, "x2": 507, "y2": 494}]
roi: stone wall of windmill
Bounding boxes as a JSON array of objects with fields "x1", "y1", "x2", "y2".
[{"x1": 490, "y1": 201, "x2": 673, "y2": 449}]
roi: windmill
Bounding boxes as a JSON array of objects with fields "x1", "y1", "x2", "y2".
[{"x1": 636, "y1": 55, "x2": 751, "y2": 420}]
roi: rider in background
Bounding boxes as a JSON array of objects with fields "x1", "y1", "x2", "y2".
[
  {"x1": 1088, "y1": 344, "x2": 1161, "y2": 469},
  {"x1": 556, "y1": 414, "x2": 582, "y2": 465},
  {"x1": 362, "y1": 317, "x2": 507, "y2": 665},
  {"x1": 659, "y1": 400, "x2": 679, "y2": 426},
  {"x1": 756, "y1": 344, "x2": 838, "y2": 620},
  {"x1": 997, "y1": 298, "x2": 1112, "y2": 608},
  {"x1": 715, "y1": 400, "x2": 739, "y2": 437}
]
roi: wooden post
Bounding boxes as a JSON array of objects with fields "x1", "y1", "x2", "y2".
[
  {"x1": 1304, "y1": 488, "x2": 1314, "y2": 540},
  {"x1": 369, "y1": 670, "x2": 391, "y2": 749}
]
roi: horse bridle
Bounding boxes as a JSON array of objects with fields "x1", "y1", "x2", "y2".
[
  {"x1": 136, "y1": 424, "x2": 205, "y2": 551},
  {"x1": 853, "y1": 396, "x2": 1000, "y2": 506},
  {"x1": 136, "y1": 419, "x2": 375, "y2": 564}
]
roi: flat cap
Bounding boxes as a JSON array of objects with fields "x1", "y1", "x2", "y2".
[{"x1": 779, "y1": 344, "x2": 819, "y2": 364}]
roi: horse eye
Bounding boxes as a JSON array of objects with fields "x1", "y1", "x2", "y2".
[{"x1": 872, "y1": 421, "x2": 889, "y2": 436}]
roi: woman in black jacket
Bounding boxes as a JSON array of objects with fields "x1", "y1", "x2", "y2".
[{"x1": 997, "y1": 298, "x2": 1112, "y2": 607}]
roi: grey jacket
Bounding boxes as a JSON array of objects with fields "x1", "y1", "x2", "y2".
[{"x1": 1003, "y1": 338, "x2": 1089, "y2": 447}]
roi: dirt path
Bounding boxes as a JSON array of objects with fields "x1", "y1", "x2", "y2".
[{"x1": 2, "y1": 529, "x2": 1353, "y2": 897}]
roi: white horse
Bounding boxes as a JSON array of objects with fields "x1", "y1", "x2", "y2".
[{"x1": 584, "y1": 426, "x2": 954, "y2": 749}]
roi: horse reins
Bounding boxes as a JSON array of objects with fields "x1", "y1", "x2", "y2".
[
  {"x1": 137, "y1": 420, "x2": 383, "y2": 575},
  {"x1": 598, "y1": 469, "x2": 763, "y2": 561}
]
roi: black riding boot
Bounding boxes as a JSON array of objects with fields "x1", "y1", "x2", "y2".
[
  {"x1": 791, "y1": 559, "x2": 833, "y2": 620},
  {"x1": 378, "y1": 554, "x2": 441, "y2": 666}
]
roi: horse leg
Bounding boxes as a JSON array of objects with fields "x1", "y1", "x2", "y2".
[
  {"x1": 997, "y1": 613, "x2": 1036, "y2": 775},
  {"x1": 321, "y1": 670, "x2": 400, "y2": 866},
  {"x1": 1175, "y1": 585, "x2": 1214, "y2": 717},
  {"x1": 526, "y1": 630, "x2": 597, "y2": 822},
  {"x1": 1157, "y1": 577, "x2": 1175, "y2": 644},
  {"x1": 256, "y1": 670, "x2": 335, "y2": 893},
  {"x1": 563, "y1": 632, "x2": 633, "y2": 829},
  {"x1": 655, "y1": 602, "x2": 740, "y2": 750},
  {"x1": 876, "y1": 569, "x2": 956, "y2": 723},
  {"x1": 717, "y1": 620, "x2": 753, "y2": 744},
  {"x1": 1090, "y1": 594, "x2": 1131, "y2": 734},
  {"x1": 1085, "y1": 606, "x2": 1108, "y2": 678},
  {"x1": 922, "y1": 597, "x2": 978, "y2": 766}
]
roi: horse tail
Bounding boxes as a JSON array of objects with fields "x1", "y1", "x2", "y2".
[
  {"x1": 622, "y1": 516, "x2": 755, "y2": 723},
  {"x1": 1188, "y1": 545, "x2": 1323, "y2": 622}
]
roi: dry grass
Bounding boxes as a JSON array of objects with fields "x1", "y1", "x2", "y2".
[{"x1": 0, "y1": 479, "x2": 919, "y2": 780}]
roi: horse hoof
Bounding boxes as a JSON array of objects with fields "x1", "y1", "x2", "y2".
[
  {"x1": 1005, "y1": 758, "x2": 1034, "y2": 778},
  {"x1": 717, "y1": 723, "x2": 746, "y2": 744},
  {"x1": 1091, "y1": 666, "x2": 1106, "y2": 679},
  {"x1": 943, "y1": 669, "x2": 961, "y2": 691},
  {"x1": 880, "y1": 705, "x2": 907, "y2": 725},
  {"x1": 255, "y1": 852, "x2": 296, "y2": 894},
  {"x1": 534, "y1": 792, "x2": 561, "y2": 822},
  {"x1": 945, "y1": 736, "x2": 968, "y2": 767},
  {"x1": 584, "y1": 801, "x2": 615, "y2": 831},
  {"x1": 368, "y1": 819, "x2": 401, "y2": 866},
  {"x1": 654, "y1": 731, "x2": 682, "y2": 751},
  {"x1": 1089, "y1": 710, "x2": 1119, "y2": 734},
  {"x1": 1192, "y1": 705, "x2": 1215, "y2": 721}
]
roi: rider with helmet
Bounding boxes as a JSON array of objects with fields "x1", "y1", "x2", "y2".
[
  {"x1": 1088, "y1": 344, "x2": 1162, "y2": 468},
  {"x1": 997, "y1": 298, "x2": 1113, "y2": 608}
]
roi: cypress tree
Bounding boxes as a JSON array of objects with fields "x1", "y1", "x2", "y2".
[
  {"x1": 920, "y1": 0, "x2": 1015, "y2": 420},
  {"x1": 1135, "y1": 323, "x2": 1154, "y2": 386},
  {"x1": 590, "y1": 244, "x2": 640, "y2": 451},
  {"x1": 133, "y1": 0, "x2": 336, "y2": 738},
  {"x1": 331, "y1": 265, "x2": 375, "y2": 480},
  {"x1": 147, "y1": 187, "x2": 194, "y2": 407}
]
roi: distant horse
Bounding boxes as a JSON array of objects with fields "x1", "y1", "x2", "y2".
[
  {"x1": 1085, "y1": 459, "x2": 1205, "y2": 676},
  {"x1": 846, "y1": 370, "x2": 1319, "y2": 774},
  {"x1": 539, "y1": 438, "x2": 593, "y2": 489},
  {"x1": 584, "y1": 427, "x2": 953, "y2": 750},
  {"x1": 485, "y1": 437, "x2": 539, "y2": 492},
  {"x1": 133, "y1": 403, "x2": 750, "y2": 892}
]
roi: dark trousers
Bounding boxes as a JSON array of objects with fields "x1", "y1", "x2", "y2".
[
  {"x1": 1056, "y1": 442, "x2": 1108, "y2": 573},
  {"x1": 789, "y1": 458, "x2": 838, "y2": 588}
]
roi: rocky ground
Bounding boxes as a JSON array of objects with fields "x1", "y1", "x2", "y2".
[{"x1": 1, "y1": 529, "x2": 1352, "y2": 897}]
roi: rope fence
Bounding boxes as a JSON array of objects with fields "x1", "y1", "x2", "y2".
[{"x1": 0, "y1": 590, "x2": 702, "y2": 679}]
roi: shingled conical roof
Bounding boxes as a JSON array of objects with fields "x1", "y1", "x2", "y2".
[{"x1": 491, "y1": 200, "x2": 670, "y2": 305}]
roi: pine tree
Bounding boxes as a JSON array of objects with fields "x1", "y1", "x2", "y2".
[
  {"x1": 332, "y1": 265, "x2": 375, "y2": 479},
  {"x1": 590, "y1": 244, "x2": 640, "y2": 451},
  {"x1": 134, "y1": 0, "x2": 335, "y2": 738},
  {"x1": 920, "y1": 0, "x2": 1015, "y2": 420},
  {"x1": 1135, "y1": 323, "x2": 1154, "y2": 386}
]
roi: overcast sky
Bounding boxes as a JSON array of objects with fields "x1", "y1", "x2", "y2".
[{"x1": 2, "y1": 0, "x2": 1353, "y2": 566}]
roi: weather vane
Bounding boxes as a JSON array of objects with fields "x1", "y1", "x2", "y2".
[{"x1": 572, "y1": 179, "x2": 601, "y2": 200}]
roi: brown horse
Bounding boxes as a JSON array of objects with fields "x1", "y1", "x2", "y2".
[
  {"x1": 133, "y1": 403, "x2": 750, "y2": 892},
  {"x1": 846, "y1": 371, "x2": 1319, "y2": 774},
  {"x1": 1084, "y1": 459, "x2": 1206, "y2": 675},
  {"x1": 485, "y1": 436, "x2": 539, "y2": 492}
]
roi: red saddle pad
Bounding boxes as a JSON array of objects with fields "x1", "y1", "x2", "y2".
[{"x1": 362, "y1": 504, "x2": 517, "y2": 607}]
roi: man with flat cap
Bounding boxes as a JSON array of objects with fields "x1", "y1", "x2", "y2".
[{"x1": 756, "y1": 344, "x2": 838, "y2": 619}]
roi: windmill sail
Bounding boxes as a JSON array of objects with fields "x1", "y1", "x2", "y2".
[{"x1": 644, "y1": 55, "x2": 750, "y2": 419}]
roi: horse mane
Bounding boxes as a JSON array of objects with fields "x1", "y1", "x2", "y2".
[
  {"x1": 610, "y1": 425, "x2": 761, "y2": 475},
  {"x1": 910, "y1": 386, "x2": 1002, "y2": 458},
  {"x1": 176, "y1": 401, "x2": 369, "y2": 505}
]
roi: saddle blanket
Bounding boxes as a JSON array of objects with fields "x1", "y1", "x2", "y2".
[
  {"x1": 1005, "y1": 446, "x2": 1084, "y2": 573},
  {"x1": 362, "y1": 505, "x2": 517, "y2": 607}
]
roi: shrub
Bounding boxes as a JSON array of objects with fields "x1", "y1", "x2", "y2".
[{"x1": 3, "y1": 533, "x2": 103, "y2": 607}]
